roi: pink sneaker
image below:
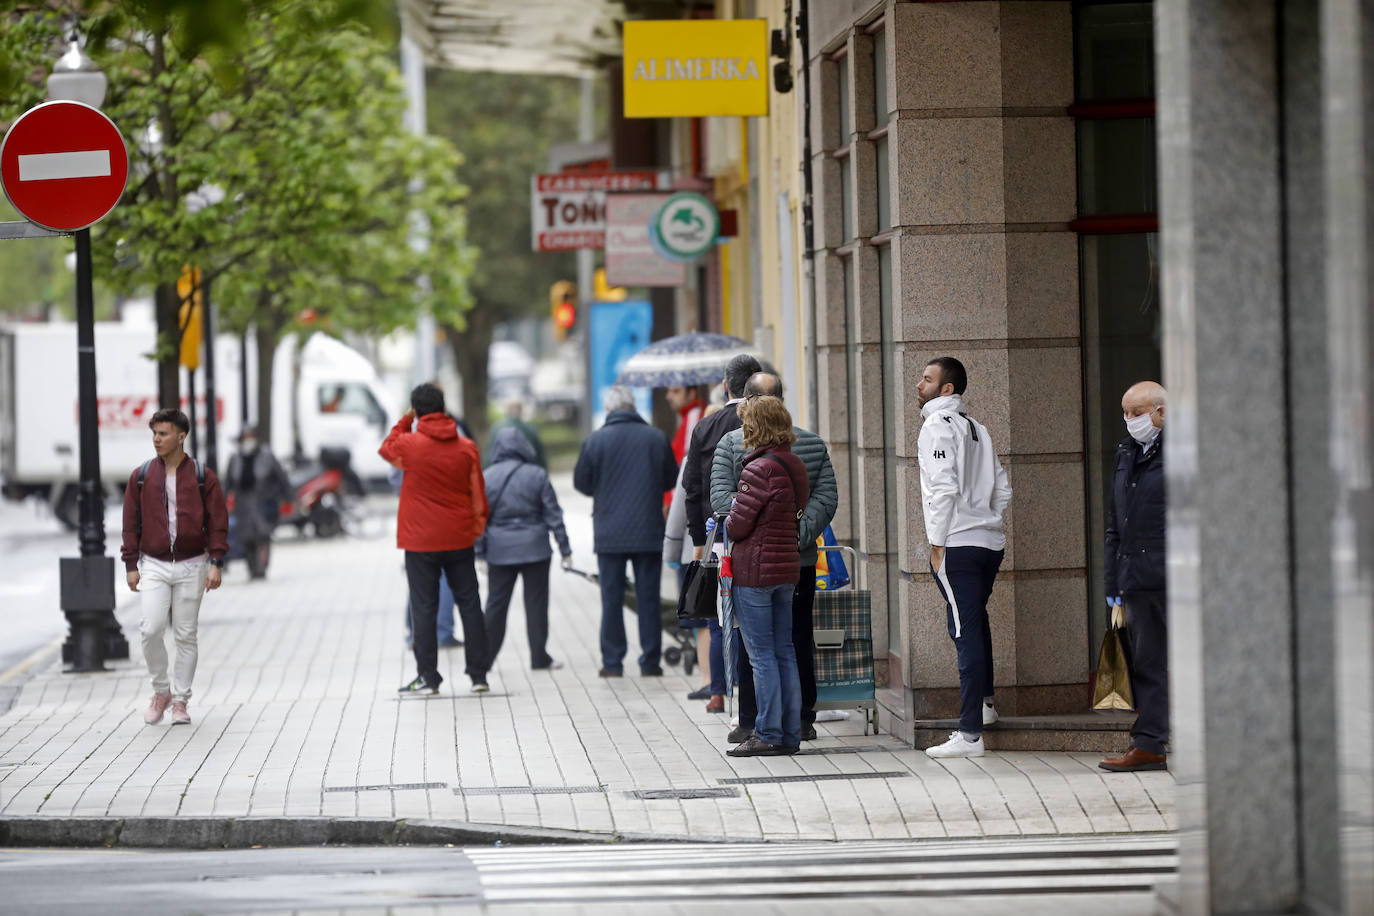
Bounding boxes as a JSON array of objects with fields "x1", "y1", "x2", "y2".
[
  {"x1": 169, "y1": 701, "x2": 191, "y2": 726},
  {"x1": 144, "y1": 692, "x2": 172, "y2": 725}
]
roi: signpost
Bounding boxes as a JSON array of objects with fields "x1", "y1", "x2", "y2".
[
  {"x1": 530, "y1": 171, "x2": 658, "y2": 252},
  {"x1": 651, "y1": 192, "x2": 720, "y2": 262},
  {"x1": 2, "y1": 96, "x2": 129, "y2": 672},
  {"x1": 0, "y1": 100, "x2": 128, "y2": 231},
  {"x1": 605, "y1": 193, "x2": 688, "y2": 286}
]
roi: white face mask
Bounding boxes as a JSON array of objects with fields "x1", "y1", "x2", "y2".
[{"x1": 1124, "y1": 410, "x2": 1158, "y2": 444}]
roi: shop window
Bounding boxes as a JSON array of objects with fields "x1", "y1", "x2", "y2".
[{"x1": 1074, "y1": 0, "x2": 1159, "y2": 668}]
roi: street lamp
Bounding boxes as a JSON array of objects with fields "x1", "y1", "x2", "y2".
[{"x1": 48, "y1": 35, "x2": 127, "y2": 671}]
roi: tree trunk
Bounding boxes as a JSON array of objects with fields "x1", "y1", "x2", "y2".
[
  {"x1": 155, "y1": 281, "x2": 180, "y2": 408},
  {"x1": 445, "y1": 308, "x2": 494, "y2": 448},
  {"x1": 255, "y1": 313, "x2": 285, "y2": 455}
]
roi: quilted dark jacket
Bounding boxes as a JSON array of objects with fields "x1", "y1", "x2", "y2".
[
  {"x1": 573, "y1": 411, "x2": 678, "y2": 554},
  {"x1": 1105, "y1": 432, "x2": 1166, "y2": 595},
  {"x1": 726, "y1": 445, "x2": 810, "y2": 587}
]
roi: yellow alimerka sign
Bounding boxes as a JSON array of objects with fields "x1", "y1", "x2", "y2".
[{"x1": 623, "y1": 19, "x2": 769, "y2": 118}]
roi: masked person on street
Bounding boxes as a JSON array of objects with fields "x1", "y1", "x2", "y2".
[
  {"x1": 122, "y1": 408, "x2": 229, "y2": 727},
  {"x1": 917, "y1": 357, "x2": 1012, "y2": 759},
  {"x1": 224, "y1": 427, "x2": 290, "y2": 580},
  {"x1": 476, "y1": 426, "x2": 573, "y2": 671},
  {"x1": 381, "y1": 383, "x2": 490, "y2": 696},
  {"x1": 724, "y1": 396, "x2": 810, "y2": 757},
  {"x1": 1099, "y1": 381, "x2": 1170, "y2": 773}
]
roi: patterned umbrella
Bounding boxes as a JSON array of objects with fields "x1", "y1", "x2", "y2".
[{"x1": 614, "y1": 332, "x2": 759, "y2": 388}]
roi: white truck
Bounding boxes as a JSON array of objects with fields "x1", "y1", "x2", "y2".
[{"x1": 0, "y1": 320, "x2": 397, "y2": 526}]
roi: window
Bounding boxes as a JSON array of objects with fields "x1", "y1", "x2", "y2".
[
  {"x1": 877, "y1": 244, "x2": 899, "y2": 655},
  {"x1": 319, "y1": 383, "x2": 386, "y2": 428},
  {"x1": 839, "y1": 153, "x2": 854, "y2": 241},
  {"x1": 1074, "y1": 1, "x2": 1159, "y2": 668},
  {"x1": 873, "y1": 26, "x2": 890, "y2": 232}
]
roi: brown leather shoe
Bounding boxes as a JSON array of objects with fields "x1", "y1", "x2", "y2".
[
  {"x1": 705, "y1": 695, "x2": 724, "y2": 713},
  {"x1": 1099, "y1": 746, "x2": 1167, "y2": 772}
]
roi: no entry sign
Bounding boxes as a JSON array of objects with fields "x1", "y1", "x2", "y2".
[{"x1": 1, "y1": 100, "x2": 129, "y2": 232}]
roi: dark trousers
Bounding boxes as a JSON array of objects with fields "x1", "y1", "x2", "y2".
[
  {"x1": 597, "y1": 551, "x2": 662, "y2": 673},
  {"x1": 707, "y1": 619, "x2": 725, "y2": 695},
  {"x1": 484, "y1": 559, "x2": 553, "y2": 669},
  {"x1": 1123, "y1": 590, "x2": 1169, "y2": 755},
  {"x1": 738, "y1": 566, "x2": 817, "y2": 729},
  {"x1": 931, "y1": 546, "x2": 1004, "y2": 734},
  {"x1": 405, "y1": 548, "x2": 487, "y2": 687}
]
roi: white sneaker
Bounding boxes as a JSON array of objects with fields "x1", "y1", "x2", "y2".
[
  {"x1": 925, "y1": 731, "x2": 984, "y2": 758},
  {"x1": 983, "y1": 704, "x2": 999, "y2": 726},
  {"x1": 470, "y1": 682, "x2": 490, "y2": 695}
]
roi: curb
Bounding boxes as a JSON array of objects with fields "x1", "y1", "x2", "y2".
[{"x1": 0, "y1": 816, "x2": 621, "y2": 849}]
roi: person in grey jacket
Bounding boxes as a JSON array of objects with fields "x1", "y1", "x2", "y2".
[
  {"x1": 574, "y1": 386, "x2": 679, "y2": 677},
  {"x1": 476, "y1": 427, "x2": 573, "y2": 670},
  {"x1": 711, "y1": 372, "x2": 839, "y2": 743}
]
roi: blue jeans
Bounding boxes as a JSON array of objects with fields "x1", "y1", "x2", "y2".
[
  {"x1": 733, "y1": 583, "x2": 801, "y2": 747},
  {"x1": 598, "y1": 552, "x2": 663, "y2": 673}
]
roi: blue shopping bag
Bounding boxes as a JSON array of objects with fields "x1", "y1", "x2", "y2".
[{"x1": 815, "y1": 525, "x2": 850, "y2": 590}]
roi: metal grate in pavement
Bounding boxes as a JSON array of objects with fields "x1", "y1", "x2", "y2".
[
  {"x1": 324, "y1": 782, "x2": 448, "y2": 793},
  {"x1": 626, "y1": 787, "x2": 740, "y2": 800},
  {"x1": 720, "y1": 771, "x2": 909, "y2": 786},
  {"x1": 797, "y1": 745, "x2": 906, "y2": 756},
  {"x1": 455, "y1": 785, "x2": 607, "y2": 796}
]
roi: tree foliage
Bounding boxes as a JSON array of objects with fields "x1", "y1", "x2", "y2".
[
  {"x1": 0, "y1": 0, "x2": 474, "y2": 445},
  {"x1": 424, "y1": 69, "x2": 587, "y2": 441}
]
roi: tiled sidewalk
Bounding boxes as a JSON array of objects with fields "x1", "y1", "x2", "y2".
[{"x1": 0, "y1": 477, "x2": 1174, "y2": 842}]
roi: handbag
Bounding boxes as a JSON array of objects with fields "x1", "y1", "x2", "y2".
[
  {"x1": 676, "y1": 514, "x2": 722, "y2": 621},
  {"x1": 1092, "y1": 627, "x2": 1135, "y2": 710}
]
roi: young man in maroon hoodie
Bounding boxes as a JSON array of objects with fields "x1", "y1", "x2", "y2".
[
  {"x1": 122, "y1": 408, "x2": 229, "y2": 727},
  {"x1": 381, "y1": 383, "x2": 491, "y2": 695}
]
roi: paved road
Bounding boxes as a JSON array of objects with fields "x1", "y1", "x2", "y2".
[
  {"x1": 0, "y1": 834, "x2": 1173, "y2": 915},
  {"x1": 0, "y1": 498, "x2": 118, "y2": 677}
]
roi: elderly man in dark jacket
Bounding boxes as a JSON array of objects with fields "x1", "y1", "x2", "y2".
[
  {"x1": 574, "y1": 386, "x2": 679, "y2": 677},
  {"x1": 477, "y1": 427, "x2": 573, "y2": 670},
  {"x1": 1100, "y1": 381, "x2": 1169, "y2": 773},
  {"x1": 711, "y1": 371, "x2": 838, "y2": 743}
]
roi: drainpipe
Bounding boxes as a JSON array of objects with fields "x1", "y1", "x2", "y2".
[{"x1": 796, "y1": 0, "x2": 818, "y2": 431}]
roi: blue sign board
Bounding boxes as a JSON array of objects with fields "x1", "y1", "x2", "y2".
[{"x1": 589, "y1": 300, "x2": 654, "y2": 426}]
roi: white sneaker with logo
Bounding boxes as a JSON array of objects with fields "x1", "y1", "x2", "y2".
[
  {"x1": 983, "y1": 703, "x2": 999, "y2": 726},
  {"x1": 925, "y1": 731, "x2": 984, "y2": 758}
]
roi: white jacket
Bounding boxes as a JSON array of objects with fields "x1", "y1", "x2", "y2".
[{"x1": 917, "y1": 394, "x2": 1011, "y2": 550}]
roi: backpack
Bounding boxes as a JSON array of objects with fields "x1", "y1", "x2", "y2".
[{"x1": 136, "y1": 458, "x2": 208, "y2": 538}]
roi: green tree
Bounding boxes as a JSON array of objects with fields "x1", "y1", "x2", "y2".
[
  {"x1": 0, "y1": 0, "x2": 473, "y2": 448},
  {"x1": 424, "y1": 69, "x2": 589, "y2": 444}
]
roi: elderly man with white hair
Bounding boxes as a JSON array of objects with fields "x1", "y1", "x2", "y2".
[
  {"x1": 573, "y1": 386, "x2": 679, "y2": 677},
  {"x1": 1100, "y1": 380, "x2": 1170, "y2": 773}
]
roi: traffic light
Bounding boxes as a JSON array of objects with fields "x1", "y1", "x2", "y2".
[{"x1": 550, "y1": 280, "x2": 577, "y2": 339}]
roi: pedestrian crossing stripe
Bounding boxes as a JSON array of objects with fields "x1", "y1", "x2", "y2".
[{"x1": 464, "y1": 835, "x2": 1178, "y2": 903}]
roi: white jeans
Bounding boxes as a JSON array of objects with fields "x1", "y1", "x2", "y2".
[{"x1": 138, "y1": 555, "x2": 207, "y2": 702}]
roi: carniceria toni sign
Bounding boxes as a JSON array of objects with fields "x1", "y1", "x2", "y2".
[{"x1": 622, "y1": 19, "x2": 769, "y2": 118}]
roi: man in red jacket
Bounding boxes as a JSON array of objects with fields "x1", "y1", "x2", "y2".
[
  {"x1": 380, "y1": 383, "x2": 491, "y2": 695},
  {"x1": 121, "y1": 408, "x2": 229, "y2": 728}
]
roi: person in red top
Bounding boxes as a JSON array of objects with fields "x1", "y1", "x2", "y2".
[
  {"x1": 121, "y1": 408, "x2": 229, "y2": 728},
  {"x1": 380, "y1": 383, "x2": 491, "y2": 695},
  {"x1": 663, "y1": 385, "x2": 705, "y2": 512}
]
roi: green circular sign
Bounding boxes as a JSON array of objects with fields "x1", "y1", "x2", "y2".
[{"x1": 651, "y1": 192, "x2": 720, "y2": 262}]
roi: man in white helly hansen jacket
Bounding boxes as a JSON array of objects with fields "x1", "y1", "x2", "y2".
[{"x1": 916, "y1": 357, "x2": 1012, "y2": 759}]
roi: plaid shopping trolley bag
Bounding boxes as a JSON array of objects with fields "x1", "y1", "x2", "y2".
[{"x1": 813, "y1": 544, "x2": 878, "y2": 734}]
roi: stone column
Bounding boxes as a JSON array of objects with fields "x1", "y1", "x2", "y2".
[
  {"x1": 1320, "y1": 0, "x2": 1374, "y2": 910},
  {"x1": 1154, "y1": 0, "x2": 1301, "y2": 910},
  {"x1": 884, "y1": 1, "x2": 1086, "y2": 722}
]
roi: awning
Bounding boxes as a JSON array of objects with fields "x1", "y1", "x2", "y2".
[{"x1": 399, "y1": 0, "x2": 630, "y2": 77}]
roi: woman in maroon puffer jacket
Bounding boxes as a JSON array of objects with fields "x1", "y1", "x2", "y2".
[{"x1": 724, "y1": 396, "x2": 811, "y2": 757}]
